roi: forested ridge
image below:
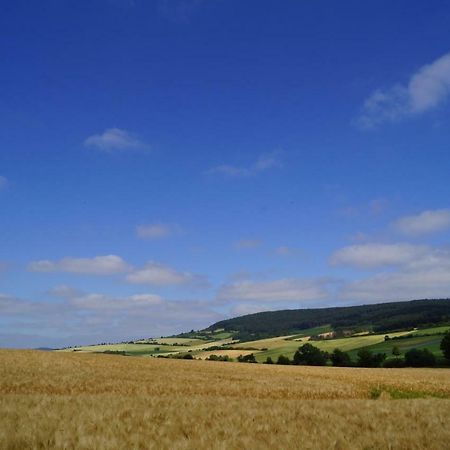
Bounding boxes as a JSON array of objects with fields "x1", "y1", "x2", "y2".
[{"x1": 207, "y1": 299, "x2": 450, "y2": 341}]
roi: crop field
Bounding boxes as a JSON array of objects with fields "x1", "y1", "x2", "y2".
[
  {"x1": 1, "y1": 350, "x2": 450, "y2": 449},
  {"x1": 410, "y1": 325, "x2": 450, "y2": 335},
  {"x1": 252, "y1": 330, "x2": 410, "y2": 362},
  {"x1": 348, "y1": 334, "x2": 446, "y2": 359},
  {"x1": 61, "y1": 343, "x2": 187, "y2": 356},
  {"x1": 59, "y1": 325, "x2": 448, "y2": 364}
]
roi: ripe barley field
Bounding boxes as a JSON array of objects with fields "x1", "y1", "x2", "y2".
[{"x1": 1, "y1": 350, "x2": 450, "y2": 449}]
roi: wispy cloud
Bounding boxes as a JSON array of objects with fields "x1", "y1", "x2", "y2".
[
  {"x1": 136, "y1": 223, "x2": 182, "y2": 240},
  {"x1": 218, "y1": 278, "x2": 329, "y2": 302},
  {"x1": 0, "y1": 176, "x2": 8, "y2": 190},
  {"x1": 47, "y1": 285, "x2": 81, "y2": 298},
  {"x1": 330, "y1": 243, "x2": 429, "y2": 269},
  {"x1": 28, "y1": 255, "x2": 130, "y2": 275},
  {"x1": 358, "y1": 52, "x2": 450, "y2": 127},
  {"x1": 233, "y1": 239, "x2": 262, "y2": 250},
  {"x1": 394, "y1": 209, "x2": 450, "y2": 236},
  {"x1": 71, "y1": 293, "x2": 163, "y2": 310},
  {"x1": 84, "y1": 128, "x2": 146, "y2": 152},
  {"x1": 126, "y1": 261, "x2": 208, "y2": 287},
  {"x1": 274, "y1": 246, "x2": 292, "y2": 256},
  {"x1": 338, "y1": 198, "x2": 390, "y2": 219},
  {"x1": 207, "y1": 152, "x2": 282, "y2": 178}
]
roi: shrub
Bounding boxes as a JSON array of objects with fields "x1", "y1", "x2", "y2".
[
  {"x1": 237, "y1": 353, "x2": 257, "y2": 363},
  {"x1": 183, "y1": 354, "x2": 194, "y2": 359},
  {"x1": 404, "y1": 348, "x2": 436, "y2": 367},
  {"x1": 440, "y1": 331, "x2": 450, "y2": 361},
  {"x1": 276, "y1": 355, "x2": 291, "y2": 365},
  {"x1": 206, "y1": 354, "x2": 230, "y2": 362},
  {"x1": 264, "y1": 356, "x2": 274, "y2": 364},
  {"x1": 293, "y1": 343, "x2": 329, "y2": 366},
  {"x1": 392, "y1": 346, "x2": 401, "y2": 356},
  {"x1": 356, "y1": 348, "x2": 386, "y2": 368},
  {"x1": 330, "y1": 348, "x2": 352, "y2": 367}
]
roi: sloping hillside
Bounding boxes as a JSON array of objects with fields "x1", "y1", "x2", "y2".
[{"x1": 207, "y1": 299, "x2": 450, "y2": 341}]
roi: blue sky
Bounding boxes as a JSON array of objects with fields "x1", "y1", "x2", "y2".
[{"x1": 2, "y1": 0, "x2": 450, "y2": 348}]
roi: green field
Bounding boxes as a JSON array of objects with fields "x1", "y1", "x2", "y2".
[
  {"x1": 253, "y1": 330, "x2": 411, "y2": 362},
  {"x1": 60, "y1": 325, "x2": 448, "y2": 365},
  {"x1": 283, "y1": 325, "x2": 333, "y2": 339},
  {"x1": 348, "y1": 334, "x2": 446, "y2": 360},
  {"x1": 60, "y1": 343, "x2": 186, "y2": 356},
  {"x1": 412, "y1": 325, "x2": 450, "y2": 335}
]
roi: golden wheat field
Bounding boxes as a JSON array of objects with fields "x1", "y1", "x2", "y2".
[{"x1": 1, "y1": 350, "x2": 450, "y2": 449}]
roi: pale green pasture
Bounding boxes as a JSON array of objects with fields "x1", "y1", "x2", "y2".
[
  {"x1": 186, "y1": 338, "x2": 236, "y2": 351},
  {"x1": 253, "y1": 330, "x2": 410, "y2": 362},
  {"x1": 153, "y1": 338, "x2": 205, "y2": 345},
  {"x1": 59, "y1": 343, "x2": 186, "y2": 355},
  {"x1": 413, "y1": 325, "x2": 450, "y2": 335},
  {"x1": 234, "y1": 335, "x2": 299, "y2": 350}
]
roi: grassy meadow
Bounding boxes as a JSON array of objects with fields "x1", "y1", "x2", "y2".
[{"x1": 1, "y1": 349, "x2": 450, "y2": 449}]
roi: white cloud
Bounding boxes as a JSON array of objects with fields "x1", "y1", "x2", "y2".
[
  {"x1": 207, "y1": 152, "x2": 282, "y2": 177},
  {"x1": 233, "y1": 239, "x2": 262, "y2": 250},
  {"x1": 126, "y1": 261, "x2": 207, "y2": 287},
  {"x1": 84, "y1": 128, "x2": 145, "y2": 152},
  {"x1": 339, "y1": 245, "x2": 450, "y2": 301},
  {"x1": 47, "y1": 285, "x2": 80, "y2": 298},
  {"x1": 71, "y1": 293, "x2": 163, "y2": 310},
  {"x1": 330, "y1": 243, "x2": 428, "y2": 269},
  {"x1": 136, "y1": 223, "x2": 181, "y2": 240},
  {"x1": 218, "y1": 278, "x2": 329, "y2": 302},
  {"x1": 359, "y1": 52, "x2": 450, "y2": 127},
  {"x1": 28, "y1": 255, "x2": 130, "y2": 275},
  {"x1": 369, "y1": 198, "x2": 389, "y2": 216},
  {"x1": 394, "y1": 209, "x2": 450, "y2": 236},
  {"x1": 0, "y1": 290, "x2": 221, "y2": 348},
  {"x1": 0, "y1": 176, "x2": 8, "y2": 189}
]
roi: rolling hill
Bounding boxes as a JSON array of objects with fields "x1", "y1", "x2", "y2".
[
  {"x1": 205, "y1": 298, "x2": 450, "y2": 341},
  {"x1": 62, "y1": 298, "x2": 450, "y2": 364}
]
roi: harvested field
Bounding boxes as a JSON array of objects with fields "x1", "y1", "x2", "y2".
[
  {"x1": 1, "y1": 350, "x2": 450, "y2": 449},
  {"x1": 194, "y1": 349, "x2": 255, "y2": 360}
]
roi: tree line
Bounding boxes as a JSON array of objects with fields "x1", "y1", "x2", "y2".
[
  {"x1": 208, "y1": 299, "x2": 450, "y2": 342},
  {"x1": 236, "y1": 331, "x2": 450, "y2": 368}
]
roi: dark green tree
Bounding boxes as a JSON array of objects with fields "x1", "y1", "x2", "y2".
[
  {"x1": 404, "y1": 348, "x2": 436, "y2": 367},
  {"x1": 440, "y1": 331, "x2": 450, "y2": 361},
  {"x1": 392, "y1": 346, "x2": 401, "y2": 356},
  {"x1": 237, "y1": 353, "x2": 257, "y2": 363},
  {"x1": 293, "y1": 343, "x2": 329, "y2": 366},
  {"x1": 264, "y1": 356, "x2": 274, "y2": 364},
  {"x1": 357, "y1": 348, "x2": 386, "y2": 368},
  {"x1": 330, "y1": 348, "x2": 352, "y2": 367},
  {"x1": 276, "y1": 355, "x2": 291, "y2": 365}
]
